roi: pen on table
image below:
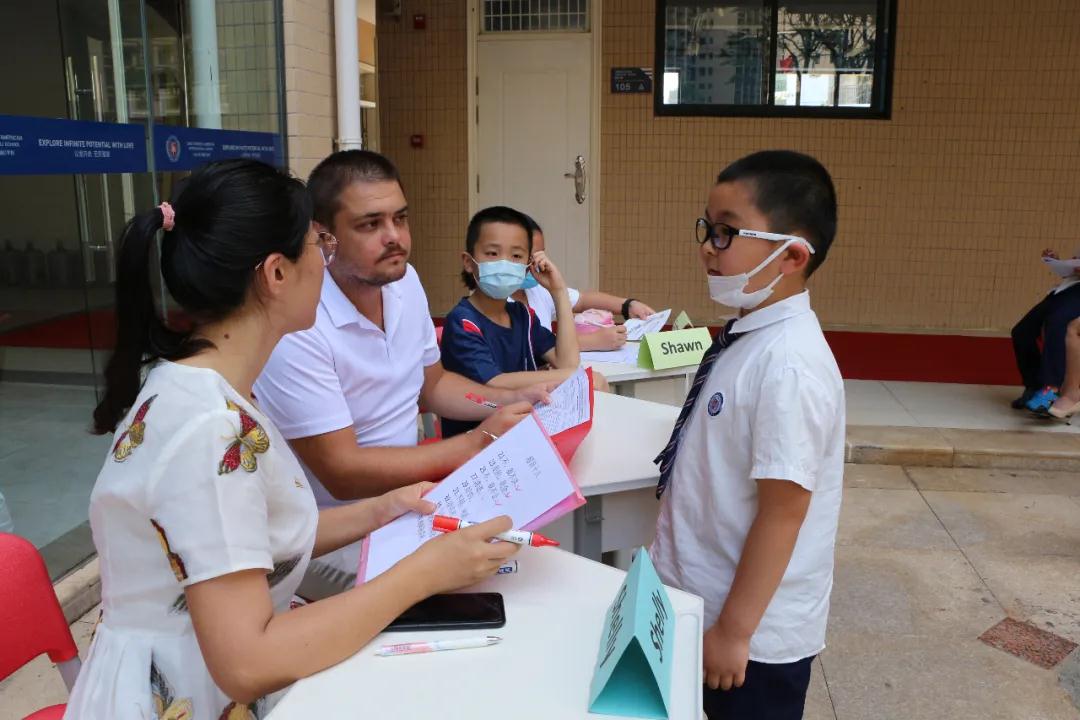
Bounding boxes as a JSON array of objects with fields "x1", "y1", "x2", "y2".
[
  {"x1": 376, "y1": 636, "x2": 502, "y2": 657},
  {"x1": 465, "y1": 392, "x2": 499, "y2": 409},
  {"x1": 433, "y1": 515, "x2": 560, "y2": 548}
]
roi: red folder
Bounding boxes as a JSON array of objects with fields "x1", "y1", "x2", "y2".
[{"x1": 545, "y1": 366, "x2": 595, "y2": 465}]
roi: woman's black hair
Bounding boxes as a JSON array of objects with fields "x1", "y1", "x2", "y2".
[
  {"x1": 461, "y1": 205, "x2": 534, "y2": 290},
  {"x1": 92, "y1": 159, "x2": 311, "y2": 434}
]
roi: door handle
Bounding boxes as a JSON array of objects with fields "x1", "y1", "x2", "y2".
[{"x1": 564, "y1": 155, "x2": 586, "y2": 205}]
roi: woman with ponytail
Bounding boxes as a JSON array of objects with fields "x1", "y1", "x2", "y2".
[{"x1": 67, "y1": 160, "x2": 520, "y2": 719}]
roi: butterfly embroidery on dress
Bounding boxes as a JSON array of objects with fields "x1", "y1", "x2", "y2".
[
  {"x1": 151, "y1": 519, "x2": 188, "y2": 582},
  {"x1": 220, "y1": 699, "x2": 264, "y2": 720},
  {"x1": 150, "y1": 660, "x2": 193, "y2": 720},
  {"x1": 218, "y1": 400, "x2": 270, "y2": 475},
  {"x1": 112, "y1": 394, "x2": 157, "y2": 462}
]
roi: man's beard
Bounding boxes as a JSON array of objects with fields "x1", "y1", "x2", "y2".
[{"x1": 339, "y1": 247, "x2": 409, "y2": 287}]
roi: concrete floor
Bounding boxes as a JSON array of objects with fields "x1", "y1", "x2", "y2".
[{"x1": 3, "y1": 463, "x2": 1079, "y2": 719}]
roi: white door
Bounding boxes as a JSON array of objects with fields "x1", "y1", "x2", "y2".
[{"x1": 477, "y1": 35, "x2": 592, "y2": 291}]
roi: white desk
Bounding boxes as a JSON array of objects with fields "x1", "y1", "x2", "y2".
[
  {"x1": 537, "y1": 392, "x2": 678, "y2": 561},
  {"x1": 583, "y1": 343, "x2": 696, "y2": 401},
  {"x1": 268, "y1": 548, "x2": 704, "y2": 720}
]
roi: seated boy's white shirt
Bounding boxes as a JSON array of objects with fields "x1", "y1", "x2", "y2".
[
  {"x1": 522, "y1": 285, "x2": 581, "y2": 330},
  {"x1": 650, "y1": 291, "x2": 845, "y2": 664},
  {"x1": 254, "y1": 264, "x2": 441, "y2": 581}
]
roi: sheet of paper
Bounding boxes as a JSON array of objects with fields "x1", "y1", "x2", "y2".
[
  {"x1": 581, "y1": 343, "x2": 641, "y2": 366},
  {"x1": 1043, "y1": 256, "x2": 1080, "y2": 279},
  {"x1": 623, "y1": 309, "x2": 671, "y2": 341},
  {"x1": 533, "y1": 367, "x2": 591, "y2": 435},
  {"x1": 360, "y1": 415, "x2": 578, "y2": 582}
]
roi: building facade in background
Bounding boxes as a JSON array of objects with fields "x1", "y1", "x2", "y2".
[{"x1": 0, "y1": 0, "x2": 293, "y2": 580}]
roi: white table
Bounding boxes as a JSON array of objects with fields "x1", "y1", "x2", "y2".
[
  {"x1": 538, "y1": 392, "x2": 678, "y2": 561},
  {"x1": 583, "y1": 343, "x2": 696, "y2": 400},
  {"x1": 267, "y1": 548, "x2": 704, "y2": 720}
]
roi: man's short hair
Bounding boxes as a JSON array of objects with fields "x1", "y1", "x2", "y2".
[{"x1": 307, "y1": 150, "x2": 403, "y2": 228}]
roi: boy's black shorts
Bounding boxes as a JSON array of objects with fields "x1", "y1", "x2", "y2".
[{"x1": 703, "y1": 655, "x2": 815, "y2": 720}]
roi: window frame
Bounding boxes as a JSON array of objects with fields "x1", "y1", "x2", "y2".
[{"x1": 653, "y1": 0, "x2": 897, "y2": 119}]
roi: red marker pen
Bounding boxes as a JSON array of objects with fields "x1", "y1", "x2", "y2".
[
  {"x1": 433, "y1": 515, "x2": 560, "y2": 548},
  {"x1": 465, "y1": 393, "x2": 498, "y2": 409}
]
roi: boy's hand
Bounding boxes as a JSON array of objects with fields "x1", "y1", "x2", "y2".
[
  {"x1": 530, "y1": 251, "x2": 566, "y2": 293},
  {"x1": 592, "y1": 324, "x2": 627, "y2": 350},
  {"x1": 516, "y1": 381, "x2": 561, "y2": 406},
  {"x1": 703, "y1": 618, "x2": 751, "y2": 691},
  {"x1": 626, "y1": 300, "x2": 656, "y2": 319}
]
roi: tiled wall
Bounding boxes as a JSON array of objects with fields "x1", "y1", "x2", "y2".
[
  {"x1": 217, "y1": 0, "x2": 281, "y2": 134},
  {"x1": 282, "y1": 0, "x2": 337, "y2": 180},
  {"x1": 377, "y1": 1, "x2": 471, "y2": 315},
  {"x1": 378, "y1": 0, "x2": 1080, "y2": 333}
]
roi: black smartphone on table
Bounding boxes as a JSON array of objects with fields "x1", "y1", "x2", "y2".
[{"x1": 384, "y1": 592, "x2": 506, "y2": 632}]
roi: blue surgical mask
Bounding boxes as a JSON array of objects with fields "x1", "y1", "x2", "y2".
[
  {"x1": 472, "y1": 258, "x2": 527, "y2": 299},
  {"x1": 521, "y1": 271, "x2": 539, "y2": 290}
]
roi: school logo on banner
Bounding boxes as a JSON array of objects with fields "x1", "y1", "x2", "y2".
[
  {"x1": 165, "y1": 135, "x2": 181, "y2": 163},
  {"x1": 707, "y1": 391, "x2": 724, "y2": 416}
]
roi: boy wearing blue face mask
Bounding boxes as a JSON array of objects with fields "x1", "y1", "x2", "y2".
[
  {"x1": 440, "y1": 206, "x2": 580, "y2": 438},
  {"x1": 649, "y1": 151, "x2": 844, "y2": 720}
]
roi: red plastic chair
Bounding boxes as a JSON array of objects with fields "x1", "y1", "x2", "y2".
[{"x1": 0, "y1": 533, "x2": 82, "y2": 720}]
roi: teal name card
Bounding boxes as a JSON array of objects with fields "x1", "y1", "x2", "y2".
[{"x1": 588, "y1": 547, "x2": 675, "y2": 719}]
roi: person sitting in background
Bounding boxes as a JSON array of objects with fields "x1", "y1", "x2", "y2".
[
  {"x1": 1010, "y1": 247, "x2": 1080, "y2": 413},
  {"x1": 440, "y1": 206, "x2": 582, "y2": 438},
  {"x1": 510, "y1": 214, "x2": 656, "y2": 351},
  {"x1": 1047, "y1": 317, "x2": 1080, "y2": 419},
  {"x1": 67, "y1": 159, "x2": 520, "y2": 718}
]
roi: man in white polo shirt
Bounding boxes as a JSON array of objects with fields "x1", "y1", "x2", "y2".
[{"x1": 254, "y1": 150, "x2": 546, "y2": 592}]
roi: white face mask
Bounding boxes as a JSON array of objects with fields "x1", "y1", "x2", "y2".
[{"x1": 708, "y1": 239, "x2": 801, "y2": 310}]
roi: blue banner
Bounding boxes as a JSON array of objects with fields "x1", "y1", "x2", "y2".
[
  {"x1": 153, "y1": 124, "x2": 282, "y2": 171},
  {"x1": 0, "y1": 114, "x2": 147, "y2": 175}
]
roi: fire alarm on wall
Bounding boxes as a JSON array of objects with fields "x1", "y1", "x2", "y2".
[
  {"x1": 410, "y1": 134, "x2": 424, "y2": 148},
  {"x1": 413, "y1": 13, "x2": 426, "y2": 29}
]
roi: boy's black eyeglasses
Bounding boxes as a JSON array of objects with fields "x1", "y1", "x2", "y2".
[{"x1": 695, "y1": 217, "x2": 815, "y2": 253}]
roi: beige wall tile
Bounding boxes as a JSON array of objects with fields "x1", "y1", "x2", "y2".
[{"x1": 377, "y1": 0, "x2": 1080, "y2": 331}]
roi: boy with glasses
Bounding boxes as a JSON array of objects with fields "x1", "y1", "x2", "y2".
[{"x1": 650, "y1": 150, "x2": 845, "y2": 720}]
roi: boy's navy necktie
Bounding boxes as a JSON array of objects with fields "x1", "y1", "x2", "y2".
[{"x1": 654, "y1": 319, "x2": 744, "y2": 498}]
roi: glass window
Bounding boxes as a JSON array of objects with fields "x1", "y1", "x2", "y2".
[
  {"x1": 655, "y1": 0, "x2": 893, "y2": 118},
  {"x1": 483, "y1": 0, "x2": 590, "y2": 33}
]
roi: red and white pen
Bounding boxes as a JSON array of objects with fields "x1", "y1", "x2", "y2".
[
  {"x1": 433, "y1": 515, "x2": 560, "y2": 548},
  {"x1": 465, "y1": 392, "x2": 499, "y2": 409}
]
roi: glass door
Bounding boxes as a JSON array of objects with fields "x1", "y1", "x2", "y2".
[{"x1": 0, "y1": 0, "x2": 152, "y2": 578}]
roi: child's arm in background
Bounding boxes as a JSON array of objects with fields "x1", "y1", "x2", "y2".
[
  {"x1": 532, "y1": 250, "x2": 579, "y2": 369},
  {"x1": 574, "y1": 290, "x2": 655, "y2": 320},
  {"x1": 703, "y1": 479, "x2": 811, "y2": 691}
]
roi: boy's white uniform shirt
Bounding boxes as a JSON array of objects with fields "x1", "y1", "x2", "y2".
[
  {"x1": 650, "y1": 291, "x2": 845, "y2": 664},
  {"x1": 522, "y1": 285, "x2": 581, "y2": 330}
]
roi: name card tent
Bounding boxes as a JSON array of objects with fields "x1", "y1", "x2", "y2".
[
  {"x1": 637, "y1": 328, "x2": 712, "y2": 371},
  {"x1": 588, "y1": 548, "x2": 675, "y2": 719}
]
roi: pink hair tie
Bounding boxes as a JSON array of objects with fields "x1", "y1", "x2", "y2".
[{"x1": 159, "y1": 202, "x2": 176, "y2": 231}]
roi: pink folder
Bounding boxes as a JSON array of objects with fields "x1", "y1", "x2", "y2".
[{"x1": 356, "y1": 393, "x2": 589, "y2": 584}]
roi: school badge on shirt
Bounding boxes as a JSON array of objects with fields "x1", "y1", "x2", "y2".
[{"x1": 707, "y1": 391, "x2": 724, "y2": 416}]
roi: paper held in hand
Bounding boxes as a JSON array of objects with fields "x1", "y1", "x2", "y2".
[
  {"x1": 1043, "y1": 255, "x2": 1080, "y2": 279},
  {"x1": 623, "y1": 309, "x2": 671, "y2": 342},
  {"x1": 533, "y1": 367, "x2": 595, "y2": 463},
  {"x1": 356, "y1": 414, "x2": 584, "y2": 584}
]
